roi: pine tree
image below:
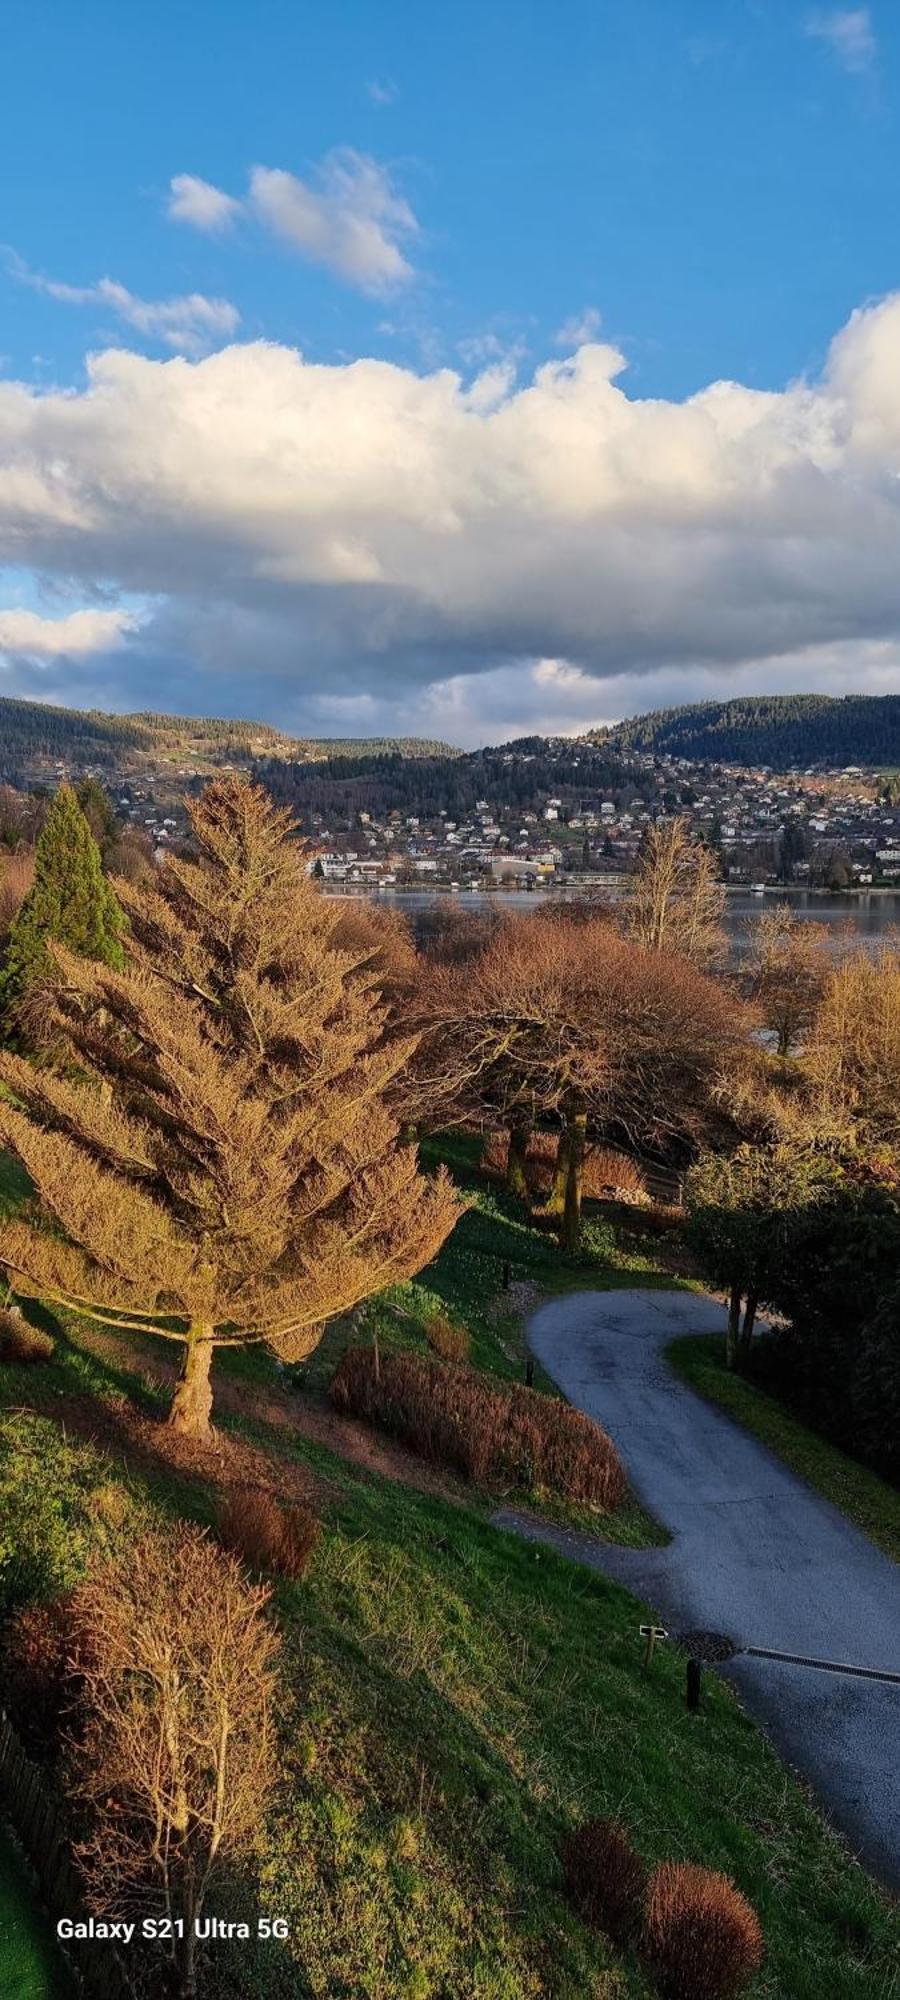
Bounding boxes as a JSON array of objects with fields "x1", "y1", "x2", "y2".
[
  {"x1": 0, "y1": 784, "x2": 125, "y2": 1026},
  {"x1": 0, "y1": 778, "x2": 460, "y2": 1437}
]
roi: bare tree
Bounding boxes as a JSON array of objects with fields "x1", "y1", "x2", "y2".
[
  {"x1": 744, "y1": 903, "x2": 832, "y2": 1058},
  {"x1": 413, "y1": 912, "x2": 749, "y2": 1247},
  {"x1": 625, "y1": 817, "x2": 726, "y2": 968},
  {"x1": 0, "y1": 778, "x2": 460, "y2": 1436},
  {"x1": 804, "y1": 943, "x2": 900, "y2": 1146},
  {"x1": 70, "y1": 1525, "x2": 280, "y2": 2000}
]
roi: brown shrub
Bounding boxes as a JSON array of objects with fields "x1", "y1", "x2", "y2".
[
  {"x1": 644, "y1": 1862, "x2": 764, "y2": 2000},
  {"x1": 583, "y1": 1148, "x2": 648, "y2": 1203},
  {"x1": 562, "y1": 1816, "x2": 647, "y2": 1943},
  {"x1": 331, "y1": 1347, "x2": 626, "y2": 1510},
  {"x1": 0, "y1": 1593, "x2": 80, "y2": 1756},
  {"x1": 481, "y1": 1130, "x2": 509, "y2": 1178},
  {"x1": 0, "y1": 1307, "x2": 54, "y2": 1366},
  {"x1": 641, "y1": 1202, "x2": 686, "y2": 1235},
  {"x1": 217, "y1": 1487, "x2": 319, "y2": 1580},
  {"x1": 424, "y1": 1314, "x2": 472, "y2": 1364}
]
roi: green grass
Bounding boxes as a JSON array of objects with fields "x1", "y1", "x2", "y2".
[
  {"x1": 667, "y1": 1334, "x2": 900, "y2": 1565},
  {"x1": 1, "y1": 1379, "x2": 898, "y2": 2000},
  {"x1": 0, "y1": 1826, "x2": 72, "y2": 2000}
]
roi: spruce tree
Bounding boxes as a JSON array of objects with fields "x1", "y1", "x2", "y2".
[
  {"x1": 0, "y1": 784, "x2": 125, "y2": 1025},
  {"x1": 0, "y1": 777, "x2": 460, "y2": 1437}
]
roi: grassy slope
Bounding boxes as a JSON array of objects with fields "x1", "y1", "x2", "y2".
[
  {"x1": 0, "y1": 1826, "x2": 72, "y2": 2000},
  {"x1": 667, "y1": 1334, "x2": 900, "y2": 1565},
  {"x1": 0, "y1": 1155, "x2": 898, "y2": 1996}
]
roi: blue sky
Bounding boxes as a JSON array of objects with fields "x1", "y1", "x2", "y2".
[{"x1": 1, "y1": 1, "x2": 899, "y2": 743}]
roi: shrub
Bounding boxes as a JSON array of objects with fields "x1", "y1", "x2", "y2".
[
  {"x1": 561, "y1": 1816, "x2": 647, "y2": 1943},
  {"x1": 331, "y1": 1347, "x2": 626, "y2": 1510},
  {"x1": 643, "y1": 1862, "x2": 764, "y2": 2000},
  {"x1": 0, "y1": 1592, "x2": 80, "y2": 1756},
  {"x1": 0, "y1": 1306, "x2": 53, "y2": 1366},
  {"x1": 217, "y1": 1487, "x2": 319, "y2": 1580},
  {"x1": 641, "y1": 1201, "x2": 686, "y2": 1236},
  {"x1": 481, "y1": 1130, "x2": 509, "y2": 1178},
  {"x1": 424, "y1": 1314, "x2": 471, "y2": 1364},
  {"x1": 583, "y1": 1148, "x2": 649, "y2": 1204}
]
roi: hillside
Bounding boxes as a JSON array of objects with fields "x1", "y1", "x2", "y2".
[
  {"x1": 601, "y1": 695, "x2": 900, "y2": 769},
  {"x1": 0, "y1": 695, "x2": 454, "y2": 777}
]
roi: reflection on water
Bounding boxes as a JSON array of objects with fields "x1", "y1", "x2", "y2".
[{"x1": 328, "y1": 884, "x2": 900, "y2": 953}]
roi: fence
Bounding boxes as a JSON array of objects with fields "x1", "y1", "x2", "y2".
[{"x1": 0, "y1": 1708, "x2": 135, "y2": 1999}]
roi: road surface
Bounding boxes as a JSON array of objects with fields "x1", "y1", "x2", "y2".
[{"x1": 501, "y1": 1287, "x2": 900, "y2": 1888}]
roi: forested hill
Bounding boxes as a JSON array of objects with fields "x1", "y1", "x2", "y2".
[
  {"x1": 600, "y1": 695, "x2": 900, "y2": 769},
  {"x1": 0, "y1": 695, "x2": 454, "y2": 776}
]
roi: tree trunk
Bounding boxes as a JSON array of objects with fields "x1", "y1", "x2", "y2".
[
  {"x1": 505, "y1": 1119, "x2": 531, "y2": 1200},
  {"x1": 168, "y1": 1326, "x2": 214, "y2": 1438},
  {"x1": 561, "y1": 1110, "x2": 587, "y2": 1253},
  {"x1": 726, "y1": 1285, "x2": 742, "y2": 1371},
  {"x1": 544, "y1": 1128, "x2": 571, "y2": 1217},
  {"x1": 740, "y1": 1290, "x2": 759, "y2": 1348}
]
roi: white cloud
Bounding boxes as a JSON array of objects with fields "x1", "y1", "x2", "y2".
[
  {"x1": 167, "y1": 173, "x2": 243, "y2": 232},
  {"x1": 554, "y1": 307, "x2": 603, "y2": 347},
  {"x1": 366, "y1": 78, "x2": 398, "y2": 106},
  {"x1": 0, "y1": 606, "x2": 136, "y2": 659},
  {"x1": 249, "y1": 151, "x2": 418, "y2": 292},
  {"x1": 8, "y1": 254, "x2": 239, "y2": 356},
  {"x1": 0, "y1": 293, "x2": 900, "y2": 736},
  {"x1": 805, "y1": 8, "x2": 876, "y2": 74}
]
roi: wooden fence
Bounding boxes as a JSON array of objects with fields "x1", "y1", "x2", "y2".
[{"x1": 0, "y1": 1708, "x2": 135, "y2": 1999}]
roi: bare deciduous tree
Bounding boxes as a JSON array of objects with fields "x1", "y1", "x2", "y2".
[
  {"x1": 0, "y1": 778, "x2": 461, "y2": 1436},
  {"x1": 744, "y1": 903, "x2": 832, "y2": 1058},
  {"x1": 413, "y1": 912, "x2": 749, "y2": 1247},
  {"x1": 625, "y1": 817, "x2": 726, "y2": 968},
  {"x1": 804, "y1": 943, "x2": 900, "y2": 1146},
  {"x1": 70, "y1": 1525, "x2": 280, "y2": 2000}
]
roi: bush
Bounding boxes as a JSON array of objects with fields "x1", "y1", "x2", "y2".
[
  {"x1": 0, "y1": 1592, "x2": 80, "y2": 1756},
  {"x1": 643, "y1": 1862, "x2": 764, "y2": 2000},
  {"x1": 424, "y1": 1314, "x2": 471, "y2": 1364},
  {"x1": 561, "y1": 1816, "x2": 647, "y2": 1943},
  {"x1": 583, "y1": 1149, "x2": 649, "y2": 1204},
  {"x1": 331, "y1": 1347, "x2": 626, "y2": 1510},
  {"x1": 0, "y1": 1306, "x2": 53, "y2": 1366},
  {"x1": 217, "y1": 1487, "x2": 319, "y2": 1580}
]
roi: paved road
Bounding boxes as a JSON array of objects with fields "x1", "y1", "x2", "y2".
[{"x1": 511, "y1": 1287, "x2": 900, "y2": 1888}]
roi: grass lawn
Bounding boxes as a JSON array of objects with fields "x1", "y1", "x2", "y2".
[
  {"x1": 667, "y1": 1334, "x2": 900, "y2": 1566},
  {"x1": 0, "y1": 1826, "x2": 72, "y2": 2000}
]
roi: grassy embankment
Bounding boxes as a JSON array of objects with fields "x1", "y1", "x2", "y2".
[
  {"x1": 667, "y1": 1334, "x2": 900, "y2": 1565},
  {"x1": 0, "y1": 1139, "x2": 898, "y2": 1999}
]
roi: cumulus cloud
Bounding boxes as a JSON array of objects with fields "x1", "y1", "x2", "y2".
[
  {"x1": 167, "y1": 173, "x2": 243, "y2": 232},
  {"x1": 806, "y1": 8, "x2": 876, "y2": 74},
  {"x1": 8, "y1": 254, "x2": 239, "y2": 356},
  {"x1": 554, "y1": 307, "x2": 602, "y2": 347},
  {"x1": 249, "y1": 152, "x2": 418, "y2": 292},
  {"x1": 1, "y1": 293, "x2": 900, "y2": 738},
  {"x1": 0, "y1": 606, "x2": 136, "y2": 659},
  {"x1": 167, "y1": 149, "x2": 419, "y2": 295}
]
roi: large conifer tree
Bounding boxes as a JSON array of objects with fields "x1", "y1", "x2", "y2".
[
  {"x1": 0, "y1": 783, "x2": 125, "y2": 1025},
  {"x1": 0, "y1": 778, "x2": 460, "y2": 1436}
]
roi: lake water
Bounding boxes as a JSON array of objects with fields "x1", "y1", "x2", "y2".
[{"x1": 329, "y1": 884, "x2": 900, "y2": 953}]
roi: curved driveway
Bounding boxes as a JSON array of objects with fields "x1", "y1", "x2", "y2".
[{"x1": 512, "y1": 1287, "x2": 900, "y2": 1888}]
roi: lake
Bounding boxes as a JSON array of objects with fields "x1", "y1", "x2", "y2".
[{"x1": 328, "y1": 884, "x2": 900, "y2": 953}]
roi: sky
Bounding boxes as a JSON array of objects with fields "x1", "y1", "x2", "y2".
[{"x1": 1, "y1": 0, "x2": 899, "y2": 747}]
